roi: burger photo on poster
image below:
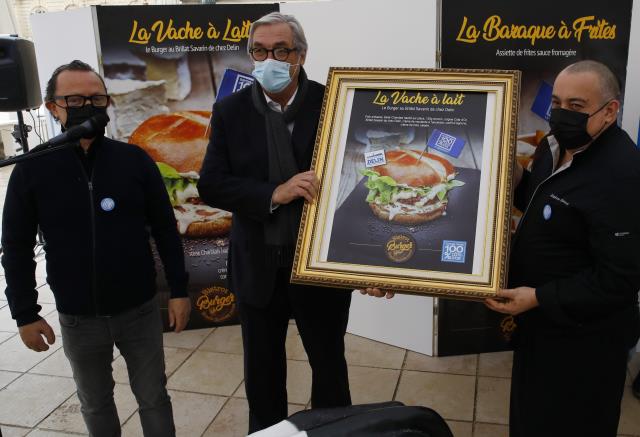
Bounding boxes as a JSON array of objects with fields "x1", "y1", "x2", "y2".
[
  {"x1": 360, "y1": 149, "x2": 465, "y2": 224},
  {"x1": 129, "y1": 111, "x2": 232, "y2": 238}
]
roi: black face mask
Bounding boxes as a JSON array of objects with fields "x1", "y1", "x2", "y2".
[
  {"x1": 548, "y1": 101, "x2": 609, "y2": 151},
  {"x1": 62, "y1": 105, "x2": 107, "y2": 138}
]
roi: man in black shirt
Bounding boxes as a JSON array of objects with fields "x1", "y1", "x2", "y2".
[
  {"x1": 486, "y1": 60, "x2": 640, "y2": 436},
  {"x1": 2, "y1": 60, "x2": 190, "y2": 436}
]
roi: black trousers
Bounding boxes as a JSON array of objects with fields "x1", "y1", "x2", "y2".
[
  {"x1": 509, "y1": 325, "x2": 637, "y2": 437},
  {"x1": 238, "y1": 267, "x2": 352, "y2": 433}
]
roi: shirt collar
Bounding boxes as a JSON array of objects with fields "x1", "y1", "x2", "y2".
[{"x1": 263, "y1": 87, "x2": 298, "y2": 113}]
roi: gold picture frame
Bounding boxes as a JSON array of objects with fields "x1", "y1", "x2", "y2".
[{"x1": 292, "y1": 68, "x2": 520, "y2": 299}]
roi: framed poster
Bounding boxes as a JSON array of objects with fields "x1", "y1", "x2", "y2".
[{"x1": 292, "y1": 68, "x2": 520, "y2": 299}]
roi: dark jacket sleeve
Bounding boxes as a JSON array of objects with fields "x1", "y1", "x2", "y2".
[
  {"x1": 513, "y1": 169, "x2": 531, "y2": 212},
  {"x1": 197, "y1": 101, "x2": 277, "y2": 223},
  {"x1": 139, "y1": 149, "x2": 188, "y2": 298},
  {"x1": 1, "y1": 164, "x2": 41, "y2": 326},
  {"x1": 536, "y1": 172, "x2": 640, "y2": 325}
]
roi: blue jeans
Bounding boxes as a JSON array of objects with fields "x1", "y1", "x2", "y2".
[{"x1": 59, "y1": 298, "x2": 175, "y2": 437}]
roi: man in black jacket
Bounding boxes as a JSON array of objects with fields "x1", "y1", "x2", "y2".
[
  {"x1": 2, "y1": 60, "x2": 190, "y2": 436},
  {"x1": 486, "y1": 60, "x2": 640, "y2": 436},
  {"x1": 198, "y1": 13, "x2": 352, "y2": 433}
]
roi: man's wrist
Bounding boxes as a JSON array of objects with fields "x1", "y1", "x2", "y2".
[{"x1": 270, "y1": 193, "x2": 280, "y2": 213}]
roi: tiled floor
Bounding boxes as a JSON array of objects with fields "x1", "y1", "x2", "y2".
[{"x1": 0, "y1": 165, "x2": 639, "y2": 437}]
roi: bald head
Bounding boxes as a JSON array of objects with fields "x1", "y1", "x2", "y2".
[{"x1": 559, "y1": 60, "x2": 621, "y2": 103}]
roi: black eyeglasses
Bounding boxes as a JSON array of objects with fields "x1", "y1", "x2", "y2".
[
  {"x1": 249, "y1": 47, "x2": 297, "y2": 62},
  {"x1": 53, "y1": 94, "x2": 110, "y2": 108}
]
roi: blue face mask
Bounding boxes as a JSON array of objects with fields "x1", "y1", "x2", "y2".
[{"x1": 252, "y1": 59, "x2": 297, "y2": 93}]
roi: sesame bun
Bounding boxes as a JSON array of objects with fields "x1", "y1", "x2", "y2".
[
  {"x1": 129, "y1": 111, "x2": 211, "y2": 173},
  {"x1": 130, "y1": 111, "x2": 231, "y2": 238}
]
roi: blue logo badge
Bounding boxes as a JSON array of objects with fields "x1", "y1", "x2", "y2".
[
  {"x1": 100, "y1": 198, "x2": 115, "y2": 212},
  {"x1": 543, "y1": 204, "x2": 552, "y2": 220},
  {"x1": 531, "y1": 81, "x2": 553, "y2": 121},
  {"x1": 216, "y1": 69, "x2": 255, "y2": 102},
  {"x1": 427, "y1": 129, "x2": 466, "y2": 158},
  {"x1": 441, "y1": 240, "x2": 467, "y2": 263}
]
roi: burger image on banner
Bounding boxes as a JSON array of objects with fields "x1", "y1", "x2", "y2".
[
  {"x1": 130, "y1": 111, "x2": 232, "y2": 237},
  {"x1": 360, "y1": 149, "x2": 465, "y2": 224}
]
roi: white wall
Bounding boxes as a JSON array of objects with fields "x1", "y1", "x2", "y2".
[
  {"x1": 282, "y1": 0, "x2": 437, "y2": 84},
  {"x1": 30, "y1": 6, "x2": 99, "y2": 138},
  {"x1": 622, "y1": 0, "x2": 640, "y2": 142}
]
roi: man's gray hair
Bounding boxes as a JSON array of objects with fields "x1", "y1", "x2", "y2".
[
  {"x1": 562, "y1": 60, "x2": 621, "y2": 102},
  {"x1": 247, "y1": 12, "x2": 308, "y2": 56}
]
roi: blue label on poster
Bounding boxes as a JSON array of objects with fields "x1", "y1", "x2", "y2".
[
  {"x1": 441, "y1": 240, "x2": 467, "y2": 263},
  {"x1": 531, "y1": 81, "x2": 553, "y2": 121},
  {"x1": 216, "y1": 69, "x2": 255, "y2": 102},
  {"x1": 427, "y1": 129, "x2": 466, "y2": 158}
]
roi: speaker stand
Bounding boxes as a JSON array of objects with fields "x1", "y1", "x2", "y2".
[
  {"x1": 3, "y1": 110, "x2": 45, "y2": 254},
  {"x1": 12, "y1": 111, "x2": 31, "y2": 153}
]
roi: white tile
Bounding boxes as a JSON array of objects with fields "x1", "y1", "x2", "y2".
[
  {"x1": 39, "y1": 383, "x2": 138, "y2": 433},
  {"x1": 122, "y1": 390, "x2": 226, "y2": 437},
  {"x1": 35, "y1": 284, "x2": 57, "y2": 304},
  {"x1": 347, "y1": 365, "x2": 400, "y2": 405},
  {"x1": 405, "y1": 351, "x2": 477, "y2": 376},
  {"x1": 0, "y1": 334, "x2": 61, "y2": 372},
  {"x1": 0, "y1": 369, "x2": 22, "y2": 389},
  {"x1": 43, "y1": 311, "x2": 62, "y2": 337},
  {"x1": 202, "y1": 397, "x2": 302, "y2": 437},
  {"x1": 446, "y1": 420, "x2": 473, "y2": 437},
  {"x1": 286, "y1": 360, "x2": 312, "y2": 405},
  {"x1": 285, "y1": 325, "x2": 308, "y2": 361},
  {"x1": 475, "y1": 377, "x2": 511, "y2": 424},
  {"x1": 27, "y1": 430, "x2": 87, "y2": 437},
  {"x1": 0, "y1": 303, "x2": 58, "y2": 332},
  {"x1": 163, "y1": 347, "x2": 193, "y2": 377},
  {"x1": 199, "y1": 325, "x2": 244, "y2": 355},
  {"x1": 395, "y1": 370, "x2": 476, "y2": 422},
  {"x1": 0, "y1": 426, "x2": 31, "y2": 437},
  {"x1": 202, "y1": 397, "x2": 249, "y2": 437},
  {"x1": 478, "y1": 351, "x2": 513, "y2": 378},
  {"x1": 618, "y1": 385, "x2": 640, "y2": 436},
  {"x1": 0, "y1": 374, "x2": 76, "y2": 427},
  {"x1": 0, "y1": 305, "x2": 18, "y2": 332},
  {"x1": 167, "y1": 350, "x2": 244, "y2": 396},
  {"x1": 0, "y1": 330, "x2": 15, "y2": 344},
  {"x1": 345, "y1": 333, "x2": 405, "y2": 369},
  {"x1": 163, "y1": 327, "x2": 213, "y2": 349},
  {"x1": 30, "y1": 347, "x2": 73, "y2": 378}
]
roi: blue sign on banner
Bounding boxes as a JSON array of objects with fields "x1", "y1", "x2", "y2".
[
  {"x1": 426, "y1": 129, "x2": 466, "y2": 158},
  {"x1": 216, "y1": 69, "x2": 255, "y2": 102},
  {"x1": 531, "y1": 81, "x2": 553, "y2": 121}
]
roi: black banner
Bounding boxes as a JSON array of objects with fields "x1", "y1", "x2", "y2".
[{"x1": 439, "y1": 0, "x2": 633, "y2": 355}]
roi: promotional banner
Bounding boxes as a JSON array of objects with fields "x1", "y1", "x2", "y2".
[
  {"x1": 442, "y1": 0, "x2": 632, "y2": 173},
  {"x1": 439, "y1": 0, "x2": 633, "y2": 355},
  {"x1": 95, "y1": 4, "x2": 278, "y2": 330}
]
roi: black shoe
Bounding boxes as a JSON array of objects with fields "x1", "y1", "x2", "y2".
[{"x1": 633, "y1": 371, "x2": 640, "y2": 400}]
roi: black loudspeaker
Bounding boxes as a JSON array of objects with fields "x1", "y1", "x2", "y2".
[{"x1": 0, "y1": 36, "x2": 42, "y2": 111}]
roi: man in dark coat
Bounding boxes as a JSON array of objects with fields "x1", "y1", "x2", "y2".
[{"x1": 198, "y1": 13, "x2": 352, "y2": 433}]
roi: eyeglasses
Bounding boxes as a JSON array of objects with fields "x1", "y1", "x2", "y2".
[
  {"x1": 53, "y1": 94, "x2": 110, "y2": 108},
  {"x1": 249, "y1": 47, "x2": 297, "y2": 62}
]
